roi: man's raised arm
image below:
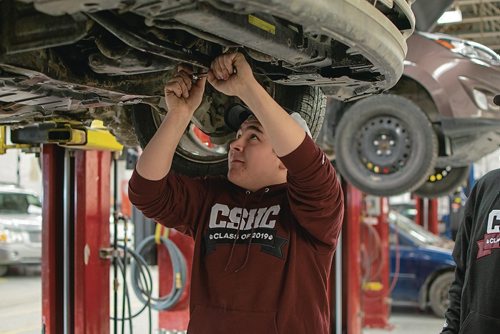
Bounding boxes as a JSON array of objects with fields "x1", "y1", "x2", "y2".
[
  {"x1": 207, "y1": 52, "x2": 306, "y2": 157},
  {"x1": 136, "y1": 67, "x2": 207, "y2": 180}
]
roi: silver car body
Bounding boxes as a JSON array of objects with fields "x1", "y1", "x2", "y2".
[{"x1": 0, "y1": 185, "x2": 42, "y2": 274}]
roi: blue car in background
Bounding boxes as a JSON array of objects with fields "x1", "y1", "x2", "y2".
[{"x1": 388, "y1": 211, "x2": 455, "y2": 318}]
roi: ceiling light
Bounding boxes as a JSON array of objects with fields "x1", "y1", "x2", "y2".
[{"x1": 437, "y1": 8, "x2": 463, "y2": 24}]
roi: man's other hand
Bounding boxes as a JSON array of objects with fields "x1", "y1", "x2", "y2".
[
  {"x1": 165, "y1": 65, "x2": 206, "y2": 116},
  {"x1": 208, "y1": 53, "x2": 257, "y2": 97}
]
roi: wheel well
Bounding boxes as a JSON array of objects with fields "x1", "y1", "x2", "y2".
[
  {"x1": 338, "y1": 76, "x2": 439, "y2": 123},
  {"x1": 418, "y1": 267, "x2": 454, "y2": 310},
  {"x1": 388, "y1": 76, "x2": 440, "y2": 123},
  {"x1": 389, "y1": 76, "x2": 449, "y2": 157}
]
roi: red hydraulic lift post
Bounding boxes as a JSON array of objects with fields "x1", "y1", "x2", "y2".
[
  {"x1": 414, "y1": 196, "x2": 439, "y2": 235},
  {"x1": 428, "y1": 199, "x2": 439, "y2": 235},
  {"x1": 73, "y1": 150, "x2": 112, "y2": 334},
  {"x1": 362, "y1": 197, "x2": 392, "y2": 329},
  {"x1": 158, "y1": 228, "x2": 194, "y2": 331},
  {"x1": 342, "y1": 183, "x2": 362, "y2": 334},
  {"x1": 41, "y1": 145, "x2": 66, "y2": 334},
  {"x1": 41, "y1": 146, "x2": 112, "y2": 334}
]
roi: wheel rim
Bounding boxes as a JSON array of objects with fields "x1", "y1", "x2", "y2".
[
  {"x1": 151, "y1": 109, "x2": 231, "y2": 165},
  {"x1": 357, "y1": 116, "x2": 411, "y2": 175},
  {"x1": 439, "y1": 284, "x2": 450, "y2": 312},
  {"x1": 426, "y1": 166, "x2": 454, "y2": 184},
  {"x1": 177, "y1": 124, "x2": 230, "y2": 164},
  {"x1": 415, "y1": 166, "x2": 470, "y2": 198}
]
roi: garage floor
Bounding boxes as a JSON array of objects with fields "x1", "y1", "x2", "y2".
[
  {"x1": 364, "y1": 307, "x2": 444, "y2": 333},
  {"x1": 0, "y1": 267, "x2": 445, "y2": 334}
]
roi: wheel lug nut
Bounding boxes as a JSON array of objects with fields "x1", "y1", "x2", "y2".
[
  {"x1": 381, "y1": 134, "x2": 387, "y2": 140},
  {"x1": 389, "y1": 140, "x2": 395, "y2": 146},
  {"x1": 386, "y1": 150, "x2": 392, "y2": 155},
  {"x1": 376, "y1": 150, "x2": 382, "y2": 155},
  {"x1": 373, "y1": 140, "x2": 379, "y2": 145}
]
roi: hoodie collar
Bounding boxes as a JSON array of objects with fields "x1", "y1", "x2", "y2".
[{"x1": 229, "y1": 181, "x2": 287, "y2": 196}]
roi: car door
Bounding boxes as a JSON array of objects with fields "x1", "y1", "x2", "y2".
[{"x1": 389, "y1": 227, "x2": 423, "y2": 304}]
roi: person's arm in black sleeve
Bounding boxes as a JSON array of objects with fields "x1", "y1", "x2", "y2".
[{"x1": 441, "y1": 186, "x2": 476, "y2": 333}]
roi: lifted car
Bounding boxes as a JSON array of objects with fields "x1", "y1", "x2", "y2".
[
  {"x1": 0, "y1": 0, "x2": 414, "y2": 175},
  {"x1": 320, "y1": 31, "x2": 500, "y2": 197}
]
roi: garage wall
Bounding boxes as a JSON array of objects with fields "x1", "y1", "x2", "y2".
[
  {"x1": 0, "y1": 150, "x2": 42, "y2": 195},
  {"x1": 474, "y1": 148, "x2": 500, "y2": 180}
]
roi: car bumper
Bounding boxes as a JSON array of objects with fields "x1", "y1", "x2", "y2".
[
  {"x1": 0, "y1": 243, "x2": 41, "y2": 265},
  {"x1": 432, "y1": 58, "x2": 500, "y2": 119},
  {"x1": 456, "y1": 71, "x2": 500, "y2": 119}
]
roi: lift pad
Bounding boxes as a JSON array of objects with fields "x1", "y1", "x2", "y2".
[
  {"x1": 8, "y1": 121, "x2": 123, "y2": 152},
  {"x1": 0, "y1": 126, "x2": 31, "y2": 154}
]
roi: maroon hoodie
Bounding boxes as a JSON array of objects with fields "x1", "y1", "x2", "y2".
[{"x1": 128, "y1": 136, "x2": 344, "y2": 334}]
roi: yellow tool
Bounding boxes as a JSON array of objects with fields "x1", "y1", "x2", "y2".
[{"x1": 154, "y1": 224, "x2": 170, "y2": 245}]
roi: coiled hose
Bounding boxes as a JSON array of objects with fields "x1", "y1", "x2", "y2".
[
  {"x1": 130, "y1": 235, "x2": 188, "y2": 311},
  {"x1": 110, "y1": 243, "x2": 154, "y2": 334}
]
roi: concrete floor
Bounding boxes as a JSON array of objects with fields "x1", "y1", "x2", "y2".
[
  {"x1": 0, "y1": 267, "x2": 444, "y2": 334},
  {"x1": 0, "y1": 267, "x2": 42, "y2": 334},
  {"x1": 364, "y1": 307, "x2": 444, "y2": 334}
]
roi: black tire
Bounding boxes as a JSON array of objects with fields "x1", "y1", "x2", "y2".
[
  {"x1": 317, "y1": 98, "x2": 345, "y2": 158},
  {"x1": 414, "y1": 166, "x2": 470, "y2": 198},
  {"x1": 130, "y1": 85, "x2": 326, "y2": 177},
  {"x1": 334, "y1": 94, "x2": 437, "y2": 196},
  {"x1": 428, "y1": 271, "x2": 454, "y2": 318},
  {"x1": 0, "y1": 265, "x2": 8, "y2": 277}
]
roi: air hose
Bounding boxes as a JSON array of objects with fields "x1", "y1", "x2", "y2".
[{"x1": 130, "y1": 233, "x2": 188, "y2": 311}]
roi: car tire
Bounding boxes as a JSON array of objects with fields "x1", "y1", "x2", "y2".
[
  {"x1": 0, "y1": 265, "x2": 8, "y2": 277},
  {"x1": 429, "y1": 271, "x2": 454, "y2": 318},
  {"x1": 129, "y1": 85, "x2": 326, "y2": 177},
  {"x1": 414, "y1": 166, "x2": 470, "y2": 198},
  {"x1": 129, "y1": 103, "x2": 229, "y2": 177},
  {"x1": 334, "y1": 94, "x2": 437, "y2": 196}
]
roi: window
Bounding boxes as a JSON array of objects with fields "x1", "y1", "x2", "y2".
[{"x1": 0, "y1": 193, "x2": 40, "y2": 214}]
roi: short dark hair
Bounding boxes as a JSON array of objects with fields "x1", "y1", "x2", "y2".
[{"x1": 224, "y1": 104, "x2": 253, "y2": 131}]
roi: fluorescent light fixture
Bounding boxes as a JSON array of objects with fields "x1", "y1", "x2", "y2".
[{"x1": 437, "y1": 8, "x2": 463, "y2": 24}]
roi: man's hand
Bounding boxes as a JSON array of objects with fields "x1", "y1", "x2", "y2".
[
  {"x1": 165, "y1": 65, "x2": 206, "y2": 116},
  {"x1": 208, "y1": 53, "x2": 257, "y2": 97}
]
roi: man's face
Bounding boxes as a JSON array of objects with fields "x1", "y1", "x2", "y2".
[{"x1": 227, "y1": 117, "x2": 285, "y2": 191}]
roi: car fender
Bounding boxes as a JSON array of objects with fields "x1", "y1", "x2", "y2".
[{"x1": 403, "y1": 61, "x2": 453, "y2": 118}]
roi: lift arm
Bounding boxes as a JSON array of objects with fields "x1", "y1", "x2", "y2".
[
  {"x1": 0, "y1": 126, "x2": 32, "y2": 154},
  {"x1": 5, "y1": 121, "x2": 123, "y2": 152}
]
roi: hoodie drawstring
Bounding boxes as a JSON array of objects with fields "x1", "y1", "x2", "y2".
[
  {"x1": 234, "y1": 187, "x2": 269, "y2": 272},
  {"x1": 224, "y1": 189, "x2": 251, "y2": 272}
]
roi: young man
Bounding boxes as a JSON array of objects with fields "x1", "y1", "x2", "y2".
[
  {"x1": 441, "y1": 95, "x2": 500, "y2": 334},
  {"x1": 129, "y1": 52, "x2": 344, "y2": 333}
]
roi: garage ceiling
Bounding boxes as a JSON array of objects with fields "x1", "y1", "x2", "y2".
[{"x1": 432, "y1": 0, "x2": 500, "y2": 53}]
